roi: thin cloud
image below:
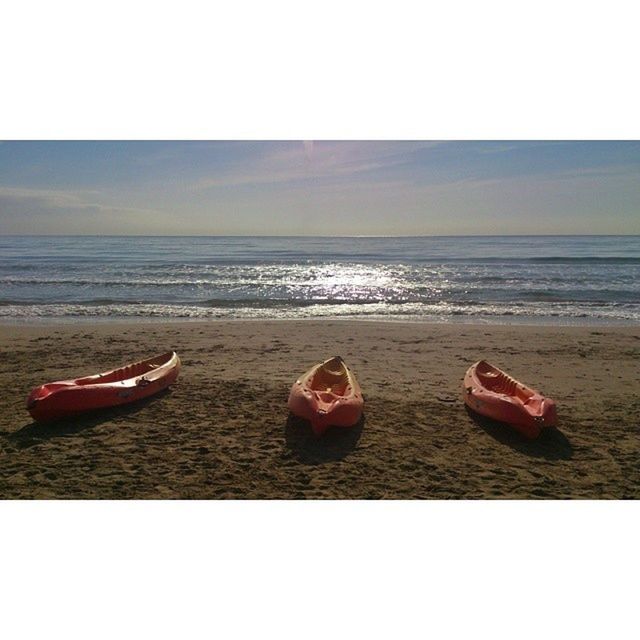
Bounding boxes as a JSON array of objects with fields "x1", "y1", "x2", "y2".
[
  {"x1": 190, "y1": 141, "x2": 448, "y2": 190},
  {"x1": 0, "y1": 186, "x2": 158, "y2": 216},
  {"x1": 551, "y1": 164, "x2": 640, "y2": 180},
  {"x1": 0, "y1": 186, "x2": 100, "y2": 207}
]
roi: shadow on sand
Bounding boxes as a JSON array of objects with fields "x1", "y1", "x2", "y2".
[
  {"x1": 465, "y1": 406, "x2": 573, "y2": 460},
  {"x1": 6, "y1": 389, "x2": 172, "y2": 450},
  {"x1": 284, "y1": 413, "x2": 365, "y2": 464}
]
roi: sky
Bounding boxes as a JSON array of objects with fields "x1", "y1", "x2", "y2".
[{"x1": 0, "y1": 141, "x2": 638, "y2": 235}]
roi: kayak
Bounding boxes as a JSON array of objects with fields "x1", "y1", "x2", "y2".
[
  {"x1": 288, "y1": 355, "x2": 363, "y2": 436},
  {"x1": 463, "y1": 360, "x2": 557, "y2": 439},
  {"x1": 26, "y1": 351, "x2": 181, "y2": 423}
]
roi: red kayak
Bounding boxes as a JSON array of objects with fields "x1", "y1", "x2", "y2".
[
  {"x1": 463, "y1": 360, "x2": 557, "y2": 439},
  {"x1": 26, "y1": 351, "x2": 181, "y2": 423},
  {"x1": 288, "y1": 356, "x2": 364, "y2": 436}
]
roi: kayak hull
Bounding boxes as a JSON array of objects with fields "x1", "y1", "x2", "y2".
[
  {"x1": 26, "y1": 351, "x2": 181, "y2": 423},
  {"x1": 463, "y1": 360, "x2": 556, "y2": 439},
  {"x1": 288, "y1": 356, "x2": 363, "y2": 436}
]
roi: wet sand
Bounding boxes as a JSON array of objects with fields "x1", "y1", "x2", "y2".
[{"x1": 0, "y1": 320, "x2": 638, "y2": 499}]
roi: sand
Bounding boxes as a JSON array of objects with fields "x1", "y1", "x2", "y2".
[{"x1": 0, "y1": 320, "x2": 638, "y2": 499}]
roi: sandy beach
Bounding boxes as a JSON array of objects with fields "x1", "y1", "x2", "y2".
[{"x1": 0, "y1": 320, "x2": 638, "y2": 499}]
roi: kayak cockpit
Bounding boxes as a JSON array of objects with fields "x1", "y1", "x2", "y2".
[
  {"x1": 73, "y1": 352, "x2": 175, "y2": 385},
  {"x1": 475, "y1": 360, "x2": 533, "y2": 402},
  {"x1": 308, "y1": 356, "x2": 350, "y2": 396}
]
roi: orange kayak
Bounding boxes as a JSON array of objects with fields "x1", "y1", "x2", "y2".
[
  {"x1": 463, "y1": 360, "x2": 556, "y2": 439},
  {"x1": 288, "y1": 356, "x2": 364, "y2": 436},
  {"x1": 26, "y1": 351, "x2": 181, "y2": 423}
]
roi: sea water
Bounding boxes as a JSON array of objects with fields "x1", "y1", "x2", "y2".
[{"x1": 0, "y1": 235, "x2": 639, "y2": 324}]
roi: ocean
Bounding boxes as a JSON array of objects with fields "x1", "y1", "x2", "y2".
[{"x1": 1, "y1": 235, "x2": 639, "y2": 324}]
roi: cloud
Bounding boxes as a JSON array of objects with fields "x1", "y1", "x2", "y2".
[
  {"x1": 550, "y1": 164, "x2": 640, "y2": 180},
  {"x1": 190, "y1": 141, "x2": 448, "y2": 190},
  {"x1": 0, "y1": 185, "x2": 157, "y2": 215},
  {"x1": 0, "y1": 186, "x2": 99, "y2": 208},
  {"x1": 473, "y1": 141, "x2": 564, "y2": 154},
  {"x1": 0, "y1": 186, "x2": 161, "y2": 235}
]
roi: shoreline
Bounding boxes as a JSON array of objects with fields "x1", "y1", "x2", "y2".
[
  {"x1": 1, "y1": 320, "x2": 638, "y2": 499},
  {"x1": 1, "y1": 315, "x2": 639, "y2": 328}
]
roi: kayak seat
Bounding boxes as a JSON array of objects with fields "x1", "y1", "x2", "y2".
[{"x1": 311, "y1": 368, "x2": 349, "y2": 396}]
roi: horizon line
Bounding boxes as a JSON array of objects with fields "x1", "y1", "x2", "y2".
[{"x1": 2, "y1": 233, "x2": 639, "y2": 238}]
